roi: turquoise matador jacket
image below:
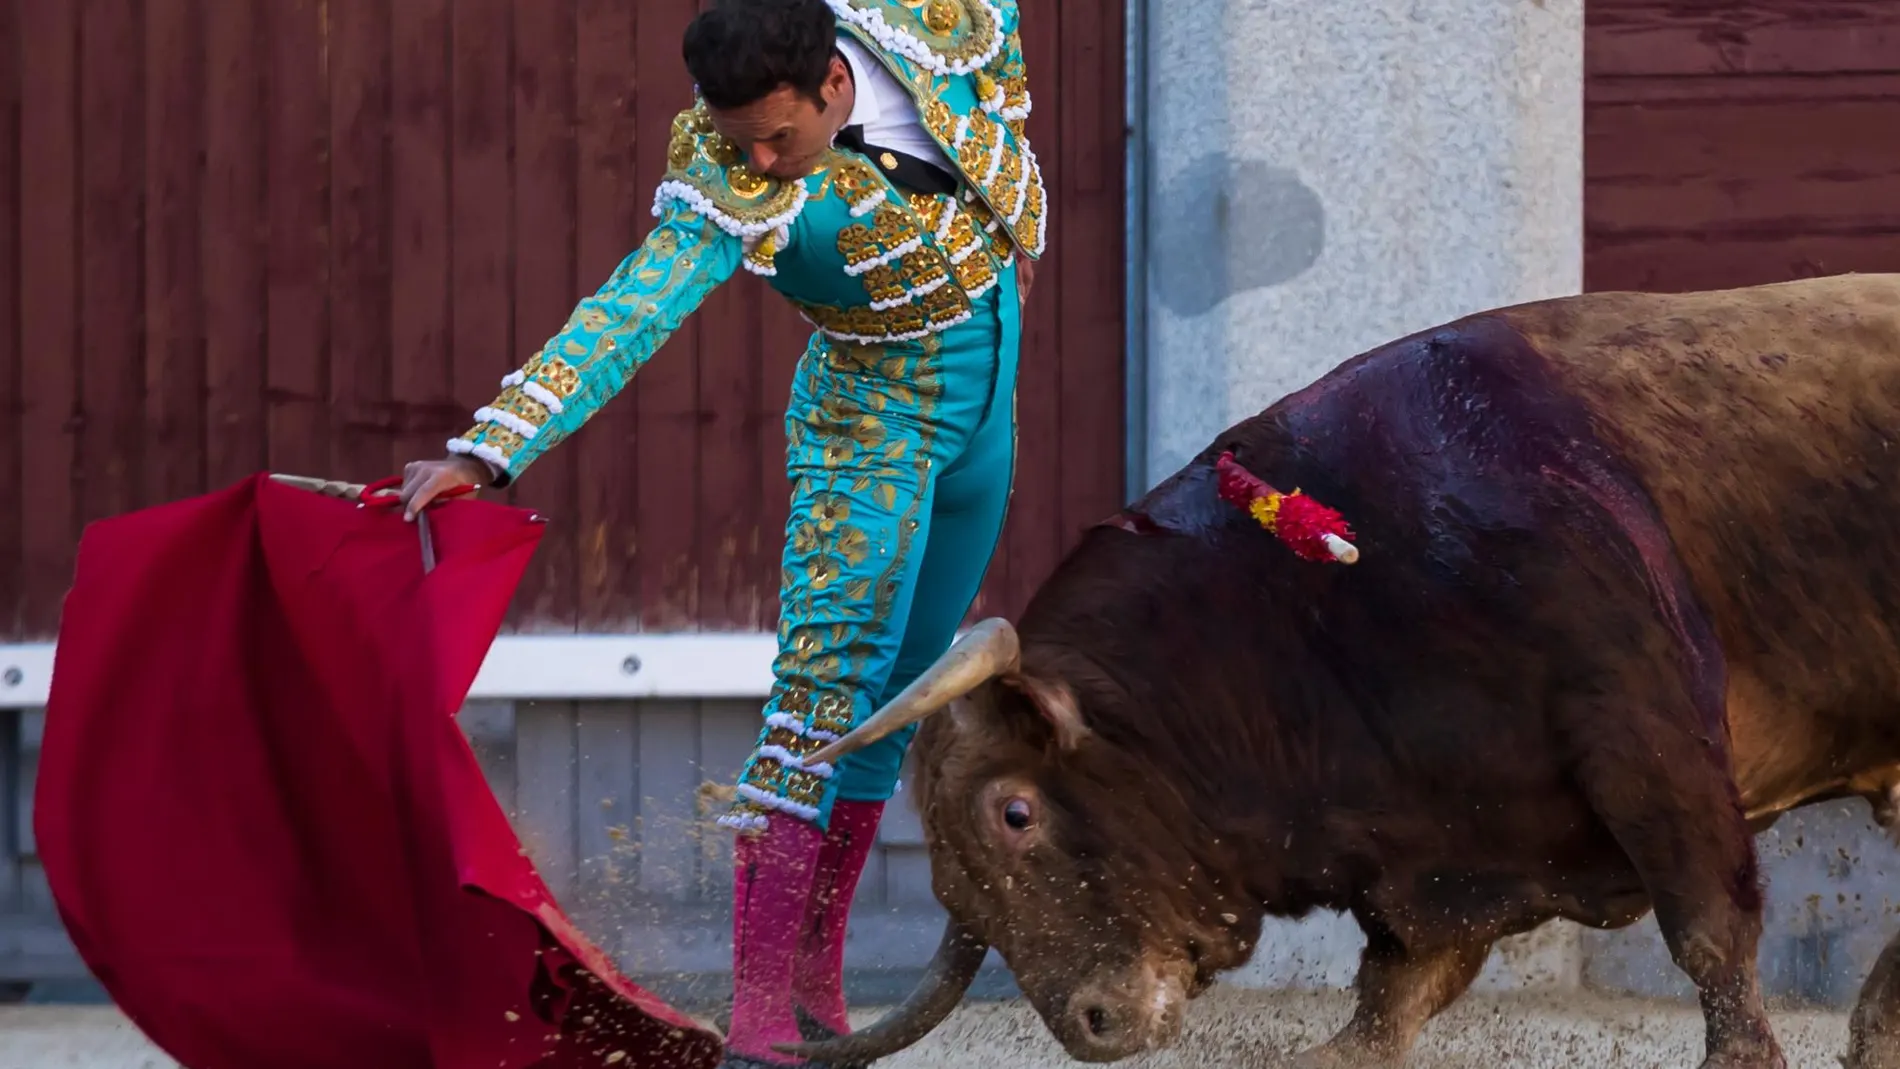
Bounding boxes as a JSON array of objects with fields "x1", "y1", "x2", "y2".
[{"x1": 447, "y1": 0, "x2": 1047, "y2": 834}]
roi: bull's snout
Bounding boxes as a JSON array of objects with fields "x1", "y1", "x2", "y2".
[{"x1": 1052, "y1": 970, "x2": 1187, "y2": 1063}]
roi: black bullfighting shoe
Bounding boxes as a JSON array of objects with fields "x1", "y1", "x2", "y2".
[
  {"x1": 711, "y1": 1005, "x2": 875, "y2": 1069},
  {"x1": 794, "y1": 1005, "x2": 875, "y2": 1068}
]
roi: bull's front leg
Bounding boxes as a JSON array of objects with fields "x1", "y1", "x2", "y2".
[
  {"x1": 1283, "y1": 931, "x2": 1491, "y2": 1069},
  {"x1": 1559, "y1": 685, "x2": 1784, "y2": 1069}
]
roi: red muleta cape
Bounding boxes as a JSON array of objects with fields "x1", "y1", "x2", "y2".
[{"x1": 33, "y1": 473, "x2": 724, "y2": 1069}]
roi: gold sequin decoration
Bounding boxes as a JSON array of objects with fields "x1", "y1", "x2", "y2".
[{"x1": 923, "y1": 0, "x2": 962, "y2": 35}]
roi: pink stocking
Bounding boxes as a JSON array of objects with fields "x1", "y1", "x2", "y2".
[
  {"x1": 725, "y1": 812, "x2": 826, "y2": 1064},
  {"x1": 793, "y1": 799, "x2": 885, "y2": 1035}
]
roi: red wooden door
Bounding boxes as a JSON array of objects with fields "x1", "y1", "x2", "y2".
[
  {"x1": 0, "y1": 0, "x2": 1126, "y2": 641},
  {"x1": 1585, "y1": 0, "x2": 1900, "y2": 293}
]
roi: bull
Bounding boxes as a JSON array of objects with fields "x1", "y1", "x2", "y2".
[{"x1": 775, "y1": 274, "x2": 1900, "y2": 1069}]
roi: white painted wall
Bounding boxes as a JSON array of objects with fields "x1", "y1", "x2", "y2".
[{"x1": 1134, "y1": 0, "x2": 1585, "y2": 489}]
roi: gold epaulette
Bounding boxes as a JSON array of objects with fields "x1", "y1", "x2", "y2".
[{"x1": 651, "y1": 105, "x2": 810, "y2": 250}]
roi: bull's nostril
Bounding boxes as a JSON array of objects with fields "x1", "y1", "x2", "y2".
[{"x1": 1084, "y1": 1005, "x2": 1112, "y2": 1039}]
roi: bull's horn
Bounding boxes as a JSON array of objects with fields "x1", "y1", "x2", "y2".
[
  {"x1": 802, "y1": 617, "x2": 1020, "y2": 766},
  {"x1": 771, "y1": 919, "x2": 989, "y2": 1062}
]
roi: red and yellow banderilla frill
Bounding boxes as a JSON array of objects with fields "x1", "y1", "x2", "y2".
[{"x1": 1214, "y1": 451, "x2": 1361, "y2": 564}]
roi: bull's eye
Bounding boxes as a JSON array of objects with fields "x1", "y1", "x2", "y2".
[{"x1": 1002, "y1": 798, "x2": 1034, "y2": 831}]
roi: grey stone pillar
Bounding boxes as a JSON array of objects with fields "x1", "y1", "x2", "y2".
[
  {"x1": 1129, "y1": 0, "x2": 1584, "y2": 991},
  {"x1": 1134, "y1": 0, "x2": 1583, "y2": 487}
]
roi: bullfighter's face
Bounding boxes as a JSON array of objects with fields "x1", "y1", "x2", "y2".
[
  {"x1": 906, "y1": 676, "x2": 1260, "y2": 1063},
  {"x1": 705, "y1": 55, "x2": 854, "y2": 181}
]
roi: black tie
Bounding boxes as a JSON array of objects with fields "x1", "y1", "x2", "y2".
[{"x1": 834, "y1": 123, "x2": 960, "y2": 197}]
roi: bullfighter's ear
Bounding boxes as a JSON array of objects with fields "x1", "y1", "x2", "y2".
[{"x1": 1003, "y1": 673, "x2": 1090, "y2": 752}]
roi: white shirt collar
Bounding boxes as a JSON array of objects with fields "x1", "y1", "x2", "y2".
[{"x1": 835, "y1": 36, "x2": 884, "y2": 129}]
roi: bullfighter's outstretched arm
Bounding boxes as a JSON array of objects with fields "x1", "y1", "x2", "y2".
[{"x1": 446, "y1": 198, "x2": 742, "y2": 486}]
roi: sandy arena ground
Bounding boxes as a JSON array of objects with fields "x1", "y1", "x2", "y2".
[{"x1": 0, "y1": 988, "x2": 1865, "y2": 1069}]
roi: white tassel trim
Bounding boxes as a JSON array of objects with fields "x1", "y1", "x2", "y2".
[
  {"x1": 869, "y1": 274, "x2": 949, "y2": 312},
  {"x1": 985, "y1": 89, "x2": 1031, "y2": 124},
  {"x1": 843, "y1": 234, "x2": 924, "y2": 277},
  {"x1": 651, "y1": 178, "x2": 810, "y2": 240},
  {"x1": 1006, "y1": 152, "x2": 1034, "y2": 226},
  {"x1": 849, "y1": 190, "x2": 889, "y2": 218},
  {"x1": 520, "y1": 380, "x2": 565, "y2": 414},
  {"x1": 474, "y1": 406, "x2": 541, "y2": 440},
  {"x1": 825, "y1": 0, "x2": 1006, "y2": 77},
  {"x1": 765, "y1": 711, "x2": 840, "y2": 743},
  {"x1": 757, "y1": 744, "x2": 835, "y2": 779},
  {"x1": 965, "y1": 274, "x2": 998, "y2": 301},
  {"x1": 935, "y1": 201, "x2": 960, "y2": 244},
  {"x1": 742, "y1": 258, "x2": 779, "y2": 277},
  {"x1": 801, "y1": 307, "x2": 973, "y2": 345},
  {"x1": 982, "y1": 132, "x2": 1006, "y2": 187},
  {"x1": 716, "y1": 811, "x2": 770, "y2": 833},
  {"x1": 447, "y1": 438, "x2": 511, "y2": 473},
  {"x1": 733, "y1": 783, "x2": 821, "y2": 823}
]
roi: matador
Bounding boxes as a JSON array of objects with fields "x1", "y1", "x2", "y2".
[{"x1": 397, "y1": 1, "x2": 1045, "y2": 1065}]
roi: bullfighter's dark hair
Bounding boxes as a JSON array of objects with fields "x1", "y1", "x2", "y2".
[{"x1": 682, "y1": 0, "x2": 840, "y2": 111}]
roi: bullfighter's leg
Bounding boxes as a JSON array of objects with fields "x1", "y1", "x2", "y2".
[
  {"x1": 1560, "y1": 684, "x2": 1783, "y2": 1069},
  {"x1": 1286, "y1": 929, "x2": 1492, "y2": 1069},
  {"x1": 717, "y1": 288, "x2": 1018, "y2": 1065},
  {"x1": 792, "y1": 281, "x2": 1020, "y2": 1036},
  {"x1": 1844, "y1": 777, "x2": 1900, "y2": 1068}
]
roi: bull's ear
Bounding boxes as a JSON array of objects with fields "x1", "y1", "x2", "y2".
[{"x1": 1003, "y1": 673, "x2": 1090, "y2": 751}]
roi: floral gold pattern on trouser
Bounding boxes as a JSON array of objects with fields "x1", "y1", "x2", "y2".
[{"x1": 722, "y1": 265, "x2": 1021, "y2": 834}]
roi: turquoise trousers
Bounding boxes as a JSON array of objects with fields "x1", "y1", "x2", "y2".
[{"x1": 721, "y1": 264, "x2": 1021, "y2": 833}]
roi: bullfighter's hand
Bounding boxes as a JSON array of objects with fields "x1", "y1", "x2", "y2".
[
  {"x1": 1016, "y1": 253, "x2": 1036, "y2": 308},
  {"x1": 399, "y1": 455, "x2": 491, "y2": 521}
]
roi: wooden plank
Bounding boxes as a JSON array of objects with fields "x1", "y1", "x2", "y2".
[
  {"x1": 696, "y1": 700, "x2": 763, "y2": 902},
  {"x1": 14, "y1": 710, "x2": 41, "y2": 862},
  {"x1": 390, "y1": 0, "x2": 456, "y2": 471},
  {"x1": 327, "y1": 0, "x2": 394, "y2": 484},
  {"x1": 264, "y1": 0, "x2": 331, "y2": 478},
  {"x1": 1, "y1": 0, "x2": 64, "y2": 600},
  {"x1": 507, "y1": 0, "x2": 581, "y2": 632},
  {"x1": 1587, "y1": 70, "x2": 1900, "y2": 106},
  {"x1": 513, "y1": 700, "x2": 579, "y2": 903},
  {"x1": 858, "y1": 844, "x2": 888, "y2": 912},
  {"x1": 0, "y1": 0, "x2": 21, "y2": 638},
  {"x1": 634, "y1": 701, "x2": 699, "y2": 903},
  {"x1": 1585, "y1": 232, "x2": 1900, "y2": 295},
  {"x1": 77, "y1": 0, "x2": 145, "y2": 526},
  {"x1": 202, "y1": 0, "x2": 268, "y2": 488},
  {"x1": 18, "y1": 862, "x2": 52, "y2": 916},
  {"x1": 882, "y1": 845, "x2": 937, "y2": 909},
  {"x1": 0, "y1": 712, "x2": 19, "y2": 913},
  {"x1": 994, "y1": 0, "x2": 1065, "y2": 620},
  {"x1": 448, "y1": 0, "x2": 513, "y2": 488},
  {"x1": 1054, "y1": 0, "x2": 1125, "y2": 558},
  {"x1": 457, "y1": 700, "x2": 519, "y2": 816},
  {"x1": 575, "y1": 702, "x2": 639, "y2": 903},
  {"x1": 144, "y1": 0, "x2": 207, "y2": 507},
  {"x1": 696, "y1": 276, "x2": 763, "y2": 632},
  {"x1": 573, "y1": 0, "x2": 642, "y2": 633},
  {"x1": 877, "y1": 762, "x2": 926, "y2": 847},
  {"x1": 631, "y1": 0, "x2": 704, "y2": 632},
  {"x1": 753, "y1": 302, "x2": 808, "y2": 632},
  {"x1": 1585, "y1": 87, "x2": 1900, "y2": 191},
  {"x1": 1587, "y1": 1, "x2": 1900, "y2": 78}
]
